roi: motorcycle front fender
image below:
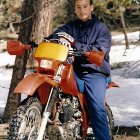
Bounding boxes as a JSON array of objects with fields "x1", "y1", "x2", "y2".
[{"x1": 14, "y1": 73, "x2": 58, "y2": 96}]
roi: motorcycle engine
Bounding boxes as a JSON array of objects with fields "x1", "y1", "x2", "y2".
[{"x1": 46, "y1": 94, "x2": 82, "y2": 140}]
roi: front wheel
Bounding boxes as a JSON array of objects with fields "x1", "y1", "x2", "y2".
[{"x1": 8, "y1": 97, "x2": 42, "y2": 140}]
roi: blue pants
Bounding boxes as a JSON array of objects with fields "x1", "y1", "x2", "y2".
[{"x1": 74, "y1": 72, "x2": 110, "y2": 140}]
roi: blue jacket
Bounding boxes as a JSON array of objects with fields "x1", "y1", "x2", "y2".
[{"x1": 46, "y1": 15, "x2": 111, "y2": 76}]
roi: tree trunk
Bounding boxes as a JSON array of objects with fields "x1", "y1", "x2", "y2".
[
  {"x1": 32, "y1": 1, "x2": 53, "y2": 43},
  {"x1": 28, "y1": 0, "x2": 53, "y2": 68},
  {"x1": 3, "y1": 0, "x2": 37, "y2": 122},
  {"x1": 3, "y1": 0, "x2": 53, "y2": 122},
  {"x1": 119, "y1": 6, "x2": 129, "y2": 50}
]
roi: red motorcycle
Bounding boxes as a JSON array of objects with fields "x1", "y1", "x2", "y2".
[{"x1": 7, "y1": 40, "x2": 119, "y2": 140}]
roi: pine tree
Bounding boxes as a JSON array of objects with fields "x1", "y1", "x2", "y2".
[{"x1": 3, "y1": 0, "x2": 53, "y2": 122}]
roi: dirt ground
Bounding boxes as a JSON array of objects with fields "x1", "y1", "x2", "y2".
[
  {"x1": 114, "y1": 136, "x2": 140, "y2": 140},
  {"x1": 0, "y1": 124, "x2": 140, "y2": 140}
]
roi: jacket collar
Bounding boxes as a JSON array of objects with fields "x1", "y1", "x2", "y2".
[{"x1": 76, "y1": 14, "x2": 98, "y2": 28}]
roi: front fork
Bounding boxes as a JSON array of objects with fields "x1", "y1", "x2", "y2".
[{"x1": 37, "y1": 87, "x2": 59, "y2": 140}]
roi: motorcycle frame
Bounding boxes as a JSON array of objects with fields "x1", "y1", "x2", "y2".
[
  {"x1": 14, "y1": 59, "x2": 90, "y2": 139},
  {"x1": 8, "y1": 41, "x2": 119, "y2": 139}
]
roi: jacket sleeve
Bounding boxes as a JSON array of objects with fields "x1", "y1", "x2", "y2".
[
  {"x1": 45, "y1": 22, "x2": 72, "y2": 40},
  {"x1": 75, "y1": 24, "x2": 111, "y2": 55}
]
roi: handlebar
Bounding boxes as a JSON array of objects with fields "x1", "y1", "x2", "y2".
[
  {"x1": 7, "y1": 40, "x2": 104, "y2": 67},
  {"x1": 46, "y1": 40, "x2": 105, "y2": 67},
  {"x1": 68, "y1": 49, "x2": 105, "y2": 67}
]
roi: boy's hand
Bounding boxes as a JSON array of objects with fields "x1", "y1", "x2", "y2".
[{"x1": 57, "y1": 32, "x2": 76, "y2": 46}]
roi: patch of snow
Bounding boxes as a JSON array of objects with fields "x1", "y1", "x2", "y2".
[
  {"x1": 112, "y1": 31, "x2": 139, "y2": 45},
  {"x1": 106, "y1": 77, "x2": 140, "y2": 126},
  {"x1": 110, "y1": 45, "x2": 140, "y2": 64},
  {"x1": 0, "y1": 52, "x2": 15, "y2": 67}
]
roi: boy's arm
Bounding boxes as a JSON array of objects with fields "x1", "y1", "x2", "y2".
[{"x1": 75, "y1": 24, "x2": 111, "y2": 55}]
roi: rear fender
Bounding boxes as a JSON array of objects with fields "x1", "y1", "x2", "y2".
[
  {"x1": 14, "y1": 73, "x2": 58, "y2": 96},
  {"x1": 107, "y1": 81, "x2": 119, "y2": 88}
]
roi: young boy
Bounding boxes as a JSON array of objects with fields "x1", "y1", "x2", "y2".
[{"x1": 46, "y1": 0, "x2": 112, "y2": 139}]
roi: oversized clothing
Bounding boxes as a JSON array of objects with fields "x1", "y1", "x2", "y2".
[{"x1": 46, "y1": 14, "x2": 111, "y2": 140}]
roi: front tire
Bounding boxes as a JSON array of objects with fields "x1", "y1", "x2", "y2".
[{"x1": 8, "y1": 97, "x2": 42, "y2": 140}]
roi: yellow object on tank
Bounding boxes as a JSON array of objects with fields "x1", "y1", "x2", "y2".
[{"x1": 34, "y1": 42, "x2": 69, "y2": 62}]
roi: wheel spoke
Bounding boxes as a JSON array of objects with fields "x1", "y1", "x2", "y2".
[
  {"x1": 8, "y1": 97, "x2": 42, "y2": 140},
  {"x1": 19, "y1": 107, "x2": 41, "y2": 139}
]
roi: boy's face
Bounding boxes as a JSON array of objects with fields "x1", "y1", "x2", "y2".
[{"x1": 74, "y1": 0, "x2": 93, "y2": 22}]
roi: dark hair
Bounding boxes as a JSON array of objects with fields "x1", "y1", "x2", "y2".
[
  {"x1": 89, "y1": 0, "x2": 93, "y2": 5},
  {"x1": 74, "y1": 0, "x2": 93, "y2": 5}
]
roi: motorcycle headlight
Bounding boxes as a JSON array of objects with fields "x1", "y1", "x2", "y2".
[{"x1": 40, "y1": 59, "x2": 53, "y2": 69}]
